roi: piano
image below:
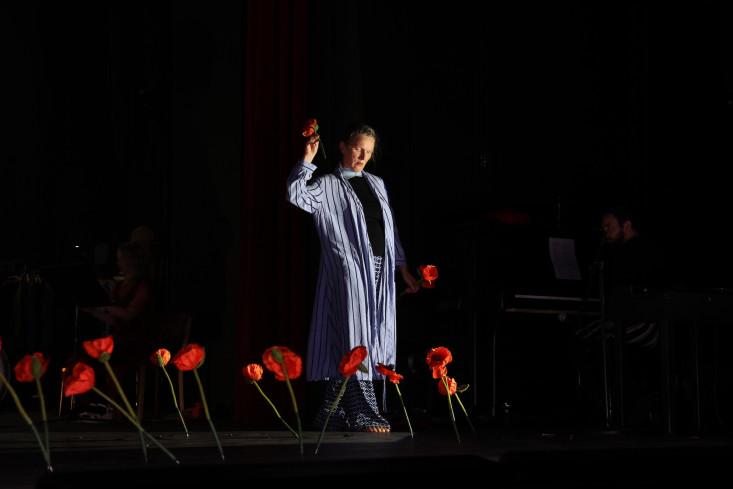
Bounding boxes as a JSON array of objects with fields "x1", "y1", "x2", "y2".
[
  {"x1": 468, "y1": 216, "x2": 603, "y2": 419},
  {"x1": 478, "y1": 217, "x2": 602, "y2": 316}
]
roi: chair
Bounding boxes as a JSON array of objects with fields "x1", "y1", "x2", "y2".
[{"x1": 136, "y1": 312, "x2": 193, "y2": 421}]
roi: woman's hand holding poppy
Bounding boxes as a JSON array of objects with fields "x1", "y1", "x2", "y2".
[{"x1": 302, "y1": 135, "x2": 320, "y2": 163}]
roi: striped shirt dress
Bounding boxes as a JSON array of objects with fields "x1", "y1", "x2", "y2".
[{"x1": 286, "y1": 160, "x2": 408, "y2": 382}]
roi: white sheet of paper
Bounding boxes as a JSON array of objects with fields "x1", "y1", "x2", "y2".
[{"x1": 549, "y1": 237, "x2": 582, "y2": 280}]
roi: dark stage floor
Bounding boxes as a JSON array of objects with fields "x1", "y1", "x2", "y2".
[{"x1": 1, "y1": 406, "x2": 732, "y2": 489}]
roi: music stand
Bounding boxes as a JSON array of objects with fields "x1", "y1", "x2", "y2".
[
  {"x1": 40, "y1": 263, "x2": 111, "y2": 413},
  {"x1": 41, "y1": 263, "x2": 111, "y2": 309}
]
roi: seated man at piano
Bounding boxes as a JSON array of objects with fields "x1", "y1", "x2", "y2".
[
  {"x1": 574, "y1": 205, "x2": 671, "y2": 430},
  {"x1": 578, "y1": 205, "x2": 669, "y2": 345}
]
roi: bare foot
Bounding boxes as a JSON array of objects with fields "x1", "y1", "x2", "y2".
[{"x1": 363, "y1": 426, "x2": 390, "y2": 433}]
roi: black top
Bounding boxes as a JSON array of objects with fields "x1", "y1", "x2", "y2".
[
  {"x1": 603, "y1": 235, "x2": 668, "y2": 293},
  {"x1": 348, "y1": 177, "x2": 385, "y2": 257}
]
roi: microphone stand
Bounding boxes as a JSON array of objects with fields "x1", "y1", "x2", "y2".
[
  {"x1": 593, "y1": 234, "x2": 613, "y2": 430},
  {"x1": 581, "y1": 232, "x2": 612, "y2": 430},
  {"x1": 596, "y1": 255, "x2": 612, "y2": 430}
]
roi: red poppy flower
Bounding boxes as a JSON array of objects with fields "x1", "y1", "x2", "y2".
[
  {"x1": 419, "y1": 265, "x2": 438, "y2": 288},
  {"x1": 151, "y1": 348, "x2": 171, "y2": 367},
  {"x1": 438, "y1": 376, "x2": 457, "y2": 396},
  {"x1": 242, "y1": 363, "x2": 263, "y2": 383},
  {"x1": 432, "y1": 365, "x2": 448, "y2": 379},
  {"x1": 426, "y1": 346, "x2": 452, "y2": 371},
  {"x1": 14, "y1": 353, "x2": 49, "y2": 382},
  {"x1": 171, "y1": 343, "x2": 205, "y2": 371},
  {"x1": 376, "y1": 362, "x2": 403, "y2": 384},
  {"x1": 262, "y1": 346, "x2": 302, "y2": 381},
  {"x1": 64, "y1": 362, "x2": 96, "y2": 397},
  {"x1": 83, "y1": 335, "x2": 114, "y2": 359},
  {"x1": 301, "y1": 118, "x2": 327, "y2": 159},
  {"x1": 338, "y1": 346, "x2": 367, "y2": 377},
  {"x1": 302, "y1": 118, "x2": 318, "y2": 137}
]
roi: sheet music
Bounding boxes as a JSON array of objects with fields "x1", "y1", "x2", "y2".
[{"x1": 548, "y1": 237, "x2": 582, "y2": 280}]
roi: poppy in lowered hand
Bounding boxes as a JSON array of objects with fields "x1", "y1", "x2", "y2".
[
  {"x1": 419, "y1": 265, "x2": 438, "y2": 288},
  {"x1": 172, "y1": 344, "x2": 205, "y2": 371}
]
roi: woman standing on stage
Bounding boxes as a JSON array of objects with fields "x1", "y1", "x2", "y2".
[{"x1": 286, "y1": 122, "x2": 418, "y2": 432}]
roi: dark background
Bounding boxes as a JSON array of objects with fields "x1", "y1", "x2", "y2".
[{"x1": 2, "y1": 1, "x2": 732, "y2": 425}]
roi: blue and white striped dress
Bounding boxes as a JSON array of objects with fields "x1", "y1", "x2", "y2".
[{"x1": 286, "y1": 160, "x2": 408, "y2": 381}]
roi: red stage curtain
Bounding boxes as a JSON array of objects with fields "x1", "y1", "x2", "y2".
[{"x1": 236, "y1": 0, "x2": 309, "y2": 423}]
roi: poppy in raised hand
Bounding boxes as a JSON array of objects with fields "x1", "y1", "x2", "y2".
[
  {"x1": 14, "y1": 353, "x2": 49, "y2": 383},
  {"x1": 301, "y1": 118, "x2": 327, "y2": 159},
  {"x1": 338, "y1": 345, "x2": 368, "y2": 376},
  {"x1": 83, "y1": 335, "x2": 114, "y2": 361},
  {"x1": 301, "y1": 118, "x2": 318, "y2": 137},
  {"x1": 262, "y1": 346, "x2": 302, "y2": 381},
  {"x1": 171, "y1": 343, "x2": 205, "y2": 371}
]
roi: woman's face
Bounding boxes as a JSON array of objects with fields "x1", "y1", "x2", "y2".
[{"x1": 339, "y1": 135, "x2": 374, "y2": 173}]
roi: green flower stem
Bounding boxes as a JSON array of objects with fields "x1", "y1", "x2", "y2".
[
  {"x1": 250, "y1": 381, "x2": 298, "y2": 438},
  {"x1": 159, "y1": 363, "x2": 189, "y2": 438},
  {"x1": 393, "y1": 383, "x2": 414, "y2": 438},
  {"x1": 91, "y1": 388, "x2": 179, "y2": 464},
  {"x1": 193, "y1": 369, "x2": 224, "y2": 461},
  {"x1": 316, "y1": 132, "x2": 327, "y2": 159},
  {"x1": 281, "y1": 367, "x2": 303, "y2": 458},
  {"x1": 315, "y1": 376, "x2": 349, "y2": 455},
  {"x1": 454, "y1": 393, "x2": 477, "y2": 436},
  {"x1": 441, "y1": 376, "x2": 461, "y2": 444},
  {"x1": 0, "y1": 371, "x2": 52, "y2": 470},
  {"x1": 34, "y1": 377, "x2": 51, "y2": 466},
  {"x1": 103, "y1": 361, "x2": 147, "y2": 462}
]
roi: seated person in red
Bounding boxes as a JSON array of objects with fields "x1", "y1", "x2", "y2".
[{"x1": 75, "y1": 240, "x2": 158, "y2": 420}]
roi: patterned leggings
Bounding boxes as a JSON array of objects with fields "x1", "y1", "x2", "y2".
[{"x1": 314, "y1": 379, "x2": 391, "y2": 431}]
